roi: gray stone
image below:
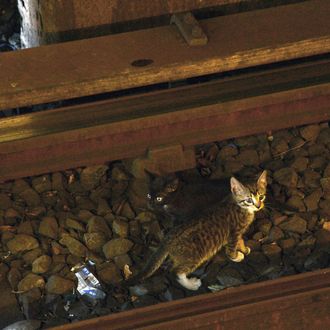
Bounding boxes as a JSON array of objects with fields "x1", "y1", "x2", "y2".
[
  {"x1": 262, "y1": 243, "x2": 282, "y2": 262},
  {"x1": 52, "y1": 172, "x2": 66, "y2": 191},
  {"x1": 324, "y1": 164, "x2": 330, "y2": 177},
  {"x1": 31, "y1": 175, "x2": 52, "y2": 193},
  {"x1": 87, "y1": 216, "x2": 112, "y2": 238},
  {"x1": 0, "y1": 263, "x2": 9, "y2": 283},
  {"x1": 113, "y1": 254, "x2": 132, "y2": 270},
  {"x1": 7, "y1": 268, "x2": 22, "y2": 290},
  {"x1": 216, "y1": 267, "x2": 244, "y2": 287},
  {"x1": 17, "y1": 221, "x2": 34, "y2": 236},
  {"x1": 304, "y1": 250, "x2": 330, "y2": 271},
  {"x1": 120, "y1": 201, "x2": 136, "y2": 219},
  {"x1": 84, "y1": 232, "x2": 107, "y2": 253},
  {"x1": 59, "y1": 235, "x2": 87, "y2": 257},
  {"x1": 236, "y1": 149, "x2": 259, "y2": 166},
  {"x1": 317, "y1": 127, "x2": 330, "y2": 145},
  {"x1": 97, "y1": 262, "x2": 122, "y2": 285},
  {"x1": 319, "y1": 199, "x2": 330, "y2": 217},
  {"x1": 46, "y1": 275, "x2": 75, "y2": 294},
  {"x1": 77, "y1": 210, "x2": 94, "y2": 223},
  {"x1": 112, "y1": 218, "x2": 129, "y2": 237},
  {"x1": 256, "y1": 219, "x2": 272, "y2": 235},
  {"x1": 273, "y1": 168, "x2": 298, "y2": 188},
  {"x1": 303, "y1": 169, "x2": 321, "y2": 188},
  {"x1": 0, "y1": 193, "x2": 12, "y2": 209},
  {"x1": 66, "y1": 218, "x2": 85, "y2": 232},
  {"x1": 12, "y1": 179, "x2": 30, "y2": 194},
  {"x1": 290, "y1": 157, "x2": 309, "y2": 173},
  {"x1": 97, "y1": 198, "x2": 112, "y2": 216},
  {"x1": 80, "y1": 165, "x2": 108, "y2": 190},
  {"x1": 286, "y1": 195, "x2": 306, "y2": 212},
  {"x1": 129, "y1": 220, "x2": 141, "y2": 237},
  {"x1": 218, "y1": 145, "x2": 238, "y2": 160},
  {"x1": 18, "y1": 273, "x2": 45, "y2": 292},
  {"x1": 39, "y1": 217, "x2": 58, "y2": 239},
  {"x1": 315, "y1": 229, "x2": 330, "y2": 248},
  {"x1": 304, "y1": 189, "x2": 322, "y2": 211},
  {"x1": 19, "y1": 189, "x2": 41, "y2": 207},
  {"x1": 321, "y1": 177, "x2": 330, "y2": 192},
  {"x1": 298, "y1": 236, "x2": 316, "y2": 249},
  {"x1": 271, "y1": 138, "x2": 289, "y2": 156},
  {"x1": 279, "y1": 215, "x2": 307, "y2": 234},
  {"x1": 278, "y1": 238, "x2": 296, "y2": 253},
  {"x1": 299, "y1": 124, "x2": 320, "y2": 141},
  {"x1": 268, "y1": 226, "x2": 284, "y2": 242},
  {"x1": 7, "y1": 235, "x2": 39, "y2": 254},
  {"x1": 32, "y1": 255, "x2": 52, "y2": 274},
  {"x1": 223, "y1": 160, "x2": 244, "y2": 174},
  {"x1": 103, "y1": 238, "x2": 134, "y2": 259},
  {"x1": 22, "y1": 248, "x2": 43, "y2": 265}
]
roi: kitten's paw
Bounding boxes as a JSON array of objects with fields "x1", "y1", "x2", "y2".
[
  {"x1": 186, "y1": 277, "x2": 202, "y2": 291},
  {"x1": 243, "y1": 246, "x2": 251, "y2": 255},
  {"x1": 177, "y1": 274, "x2": 202, "y2": 291},
  {"x1": 229, "y1": 251, "x2": 244, "y2": 262}
]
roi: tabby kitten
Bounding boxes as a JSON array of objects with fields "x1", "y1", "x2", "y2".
[
  {"x1": 145, "y1": 171, "x2": 230, "y2": 222},
  {"x1": 127, "y1": 170, "x2": 267, "y2": 291}
]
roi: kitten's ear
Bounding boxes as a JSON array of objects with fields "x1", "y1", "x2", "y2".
[
  {"x1": 230, "y1": 177, "x2": 246, "y2": 195},
  {"x1": 257, "y1": 170, "x2": 267, "y2": 190},
  {"x1": 165, "y1": 177, "x2": 180, "y2": 192}
]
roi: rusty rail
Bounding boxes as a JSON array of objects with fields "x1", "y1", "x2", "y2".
[
  {"x1": 1, "y1": 56, "x2": 330, "y2": 181},
  {"x1": 1, "y1": 0, "x2": 330, "y2": 110},
  {"x1": 53, "y1": 269, "x2": 330, "y2": 329}
]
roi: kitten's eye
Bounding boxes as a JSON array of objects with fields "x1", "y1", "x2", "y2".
[
  {"x1": 156, "y1": 196, "x2": 163, "y2": 202},
  {"x1": 259, "y1": 194, "x2": 265, "y2": 201},
  {"x1": 146, "y1": 193, "x2": 152, "y2": 200},
  {"x1": 245, "y1": 197, "x2": 253, "y2": 204}
]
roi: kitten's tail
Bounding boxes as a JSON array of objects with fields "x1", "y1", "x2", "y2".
[{"x1": 124, "y1": 242, "x2": 170, "y2": 287}]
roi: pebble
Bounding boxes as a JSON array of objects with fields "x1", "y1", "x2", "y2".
[
  {"x1": 31, "y1": 175, "x2": 52, "y2": 193},
  {"x1": 290, "y1": 157, "x2": 309, "y2": 173},
  {"x1": 59, "y1": 235, "x2": 87, "y2": 257},
  {"x1": 7, "y1": 235, "x2": 39, "y2": 254},
  {"x1": 278, "y1": 238, "x2": 296, "y2": 253},
  {"x1": 273, "y1": 168, "x2": 298, "y2": 188},
  {"x1": 45, "y1": 275, "x2": 75, "y2": 295},
  {"x1": 80, "y1": 165, "x2": 108, "y2": 190},
  {"x1": 261, "y1": 243, "x2": 282, "y2": 262},
  {"x1": 236, "y1": 149, "x2": 259, "y2": 166},
  {"x1": 32, "y1": 255, "x2": 52, "y2": 274},
  {"x1": 0, "y1": 193, "x2": 12, "y2": 209},
  {"x1": 112, "y1": 218, "x2": 129, "y2": 237},
  {"x1": 87, "y1": 216, "x2": 112, "y2": 238},
  {"x1": 299, "y1": 124, "x2": 321, "y2": 141},
  {"x1": 83, "y1": 232, "x2": 107, "y2": 253},
  {"x1": 304, "y1": 189, "x2": 322, "y2": 211},
  {"x1": 22, "y1": 248, "x2": 43, "y2": 265},
  {"x1": 315, "y1": 229, "x2": 330, "y2": 248},
  {"x1": 268, "y1": 226, "x2": 284, "y2": 242},
  {"x1": 19, "y1": 189, "x2": 41, "y2": 207},
  {"x1": 18, "y1": 273, "x2": 45, "y2": 292},
  {"x1": 65, "y1": 218, "x2": 85, "y2": 232},
  {"x1": 103, "y1": 238, "x2": 134, "y2": 259},
  {"x1": 39, "y1": 217, "x2": 58, "y2": 239},
  {"x1": 279, "y1": 215, "x2": 307, "y2": 234},
  {"x1": 97, "y1": 262, "x2": 122, "y2": 285},
  {"x1": 216, "y1": 267, "x2": 244, "y2": 287}
]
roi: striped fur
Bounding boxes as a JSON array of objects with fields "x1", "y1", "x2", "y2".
[{"x1": 127, "y1": 171, "x2": 267, "y2": 290}]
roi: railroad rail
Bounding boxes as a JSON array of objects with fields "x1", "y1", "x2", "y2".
[{"x1": 54, "y1": 269, "x2": 330, "y2": 329}]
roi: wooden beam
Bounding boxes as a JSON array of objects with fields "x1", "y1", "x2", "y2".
[
  {"x1": 1, "y1": 58, "x2": 330, "y2": 181},
  {"x1": 52, "y1": 268, "x2": 330, "y2": 330},
  {"x1": 3, "y1": 0, "x2": 330, "y2": 110},
  {"x1": 17, "y1": 0, "x2": 262, "y2": 47}
]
